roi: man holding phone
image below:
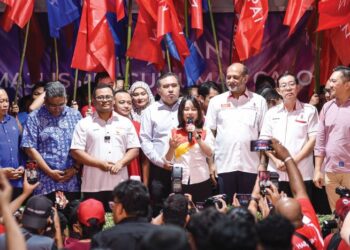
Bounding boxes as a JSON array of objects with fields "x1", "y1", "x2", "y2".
[{"x1": 259, "y1": 72, "x2": 319, "y2": 198}]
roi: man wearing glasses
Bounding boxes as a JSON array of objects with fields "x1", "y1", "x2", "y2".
[
  {"x1": 260, "y1": 72, "x2": 319, "y2": 198},
  {"x1": 21, "y1": 81, "x2": 82, "y2": 201},
  {"x1": 70, "y1": 84, "x2": 140, "y2": 211}
]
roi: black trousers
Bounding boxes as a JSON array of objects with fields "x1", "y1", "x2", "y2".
[
  {"x1": 83, "y1": 191, "x2": 113, "y2": 212},
  {"x1": 218, "y1": 171, "x2": 257, "y2": 203},
  {"x1": 182, "y1": 179, "x2": 212, "y2": 204}
]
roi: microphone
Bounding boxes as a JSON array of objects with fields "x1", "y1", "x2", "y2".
[{"x1": 187, "y1": 118, "x2": 193, "y2": 142}]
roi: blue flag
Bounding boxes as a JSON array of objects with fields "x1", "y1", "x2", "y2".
[
  {"x1": 184, "y1": 39, "x2": 205, "y2": 86},
  {"x1": 202, "y1": 0, "x2": 209, "y2": 12},
  {"x1": 106, "y1": 12, "x2": 127, "y2": 57},
  {"x1": 46, "y1": 0, "x2": 80, "y2": 38}
]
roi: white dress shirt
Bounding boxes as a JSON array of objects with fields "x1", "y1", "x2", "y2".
[
  {"x1": 70, "y1": 112, "x2": 140, "y2": 192},
  {"x1": 260, "y1": 101, "x2": 319, "y2": 181},
  {"x1": 205, "y1": 89, "x2": 268, "y2": 174},
  {"x1": 140, "y1": 99, "x2": 181, "y2": 167}
]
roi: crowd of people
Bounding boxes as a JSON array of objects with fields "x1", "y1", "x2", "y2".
[{"x1": 0, "y1": 63, "x2": 350, "y2": 250}]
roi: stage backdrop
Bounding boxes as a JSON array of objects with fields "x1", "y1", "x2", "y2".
[{"x1": 0, "y1": 12, "x2": 314, "y2": 102}]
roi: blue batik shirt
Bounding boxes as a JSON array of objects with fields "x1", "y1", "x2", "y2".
[
  {"x1": 21, "y1": 105, "x2": 82, "y2": 195},
  {"x1": 0, "y1": 115, "x2": 23, "y2": 188}
]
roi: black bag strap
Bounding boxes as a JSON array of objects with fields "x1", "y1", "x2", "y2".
[
  {"x1": 294, "y1": 231, "x2": 317, "y2": 250},
  {"x1": 327, "y1": 232, "x2": 342, "y2": 250}
]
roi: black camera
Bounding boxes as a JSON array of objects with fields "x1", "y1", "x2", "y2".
[
  {"x1": 336, "y1": 186, "x2": 350, "y2": 198},
  {"x1": 171, "y1": 166, "x2": 183, "y2": 194},
  {"x1": 204, "y1": 194, "x2": 228, "y2": 208},
  {"x1": 322, "y1": 219, "x2": 338, "y2": 238}
]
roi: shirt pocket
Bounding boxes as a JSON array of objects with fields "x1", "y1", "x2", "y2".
[{"x1": 240, "y1": 108, "x2": 257, "y2": 127}]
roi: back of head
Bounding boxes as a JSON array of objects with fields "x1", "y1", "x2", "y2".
[
  {"x1": 227, "y1": 207, "x2": 255, "y2": 225},
  {"x1": 77, "y1": 199, "x2": 105, "y2": 239},
  {"x1": 256, "y1": 214, "x2": 295, "y2": 250},
  {"x1": 255, "y1": 75, "x2": 276, "y2": 94},
  {"x1": 198, "y1": 81, "x2": 220, "y2": 98},
  {"x1": 45, "y1": 81, "x2": 67, "y2": 98},
  {"x1": 186, "y1": 207, "x2": 226, "y2": 250},
  {"x1": 95, "y1": 72, "x2": 111, "y2": 84},
  {"x1": 140, "y1": 225, "x2": 190, "y2": 250},
  {"x1": 163, "y1": 194, "x2": 188, "y2": 227},
  {"x1": 275, "y1": 198, "x2": 303, "y2": 228},
  {"x1": 22, "y1": 195, "x2": 53, "y2": 231},
  {"x1": 112, "y1": 180, "x2": 150, "y2": 217},
  {"x1": 209, "y1": 217, "x2": 258, "y2": 250}
]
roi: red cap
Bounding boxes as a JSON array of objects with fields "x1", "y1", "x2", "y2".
[
  {"x1": 335, "y1": 197, "x2": 350, "y2": 221},
  {"x1": 77, "y1": 199, "x2": 105, "y2": 227}
]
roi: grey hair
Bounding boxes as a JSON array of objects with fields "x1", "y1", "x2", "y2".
[
  {"x1": 333, "y1": 66, "x2": 350, "y2": 82},
  {"x1": 45, "y1": 81, "x2": 67, "y2": 98}
]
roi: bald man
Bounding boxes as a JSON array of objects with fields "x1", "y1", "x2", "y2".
[
  {"x1": 268, "y1": 139, "x2": 324, "y2": 250},
  {"x1": 205, "y1": 63, "x2": 268, "y2": 198}
]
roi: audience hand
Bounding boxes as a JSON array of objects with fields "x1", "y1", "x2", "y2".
[
  {"x1": 0, "y1": 172, "x2": 12, "y2": 209},
  {"x1": 215, "y1": 198, "x2": 228, "y2": 213},
  {"x1": 23, "y1": 171, "x2": 40, "y2": 196},
  {"x1": 258, "y1": 196, "x2": 270, "y2": 219},
  {"x1": 2, "y1": 167, "x2": 22, "y2": 180},
  {"x1": 265, "y1": 183, "x2": 281, "y2": 206},
  {"x1": 270, "y1": 138, "x2": 291, "y2": 162},
  {"x1": 232, "y1": 193, "x2": 241, "y2": 208}
]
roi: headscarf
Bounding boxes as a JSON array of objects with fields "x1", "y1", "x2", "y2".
[{"x1": 129, "y1": 81, "x2": 155, "y2": 122}]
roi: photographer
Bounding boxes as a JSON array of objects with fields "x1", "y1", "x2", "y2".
[
  {"x1": 0, "y1": 195, "x2": 62, "y2": 250},
  {"x1": 324, "y1": 196, "x2": 350, "y2": 250}
]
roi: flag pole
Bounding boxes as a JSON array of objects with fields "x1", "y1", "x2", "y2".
[
  {"x1": 124, "y1": 0, "x2": 133, "y2": 90},
  {"x1": 314, "y1": 0, "x2": 321, "y2": 93},
  {"x1": 184, "y1": 0, "x2": 189, "y2": 37},
  {"x1": 207, "y1": 0, "x2": 225, "y2": 91},
  {"x1": 54, "y1": 38, "x2": 59, "y2": 81},
  {"x1": 15, "y1": 20, "x2": 31, "y2": 104},
  {"x1": 87, "y1": 74, "x2": 92, "y2": 110},
  {"x1": 73, "y1": 69, "x2": 79, "y2": 101},
  {"x1": 165, "y1": 41, "x2": 172, "y2": 72}
]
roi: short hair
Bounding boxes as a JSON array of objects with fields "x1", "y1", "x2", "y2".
[
  {"x1": 81, "y1": 218, "x2": 104, "y2": 239},
  {"x1": 114, "y1": 89, "x2": 130, "y2": 96},
  {"x1": 116, "y1": 76, "x2": 125, "y2": 81},
  {"x1": 256, "y1": 214, "x2": 295, "y2": 250},
  {"x1": 156, "y1": 72, "x2": 180, "y2": 88},
  {"x1": 177, "y1": 96, "x2": 204, "y2": 129},
  {"x1": 140, "y1": 225, "x2": 191, "y2": 250},
  {"x1": 255, "y1": 75, "x2": 276, "y2": 94},
  {"x1": 333, "y1": 66, "x2": 350, "y2": 82},
  {"x1": 95, "y1": 72, "x2": 111, "y2": 84},
  {"x1": 92, "y1": 84, "x2": 114, "y2": 98},
  {"x1": 163, "y1": 194, "x2": 188, "y2": 227},
  {"x1": 227, "y1": 207, "x2": 255, "y2": 225},
  {"x1": 260, "y1": 88, "x2": 282, "y2": 101},
  {"x1": 186, "y1": 207, "x2": 227, "y2": 250},
  {"x1": 112, "y1": 180, "x2": 150, "y2": 218},
  {"x1": 209, "y1": 218, "x2": 258, "y2": 250},
  {"x1": 198, "y1": 81, "x2": 220, "y2": 98},
  {"x1": 277, "y1": 72, "x2": 299, "y2": 87},
  {"x1": 45, "y1": 81, "x2": 67, "y2": 98}
]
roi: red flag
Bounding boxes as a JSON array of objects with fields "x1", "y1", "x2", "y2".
[
  {"x1": 126, "y1": 0, "x2": 165, "y2": 70},
  {"x1": 233, "y1": 0, "x2": 244, "y2": 13},
  {"x1": 71, "y1": 0, "x2": 116, "y2": 80},
  {"x1": 317, "y1": 0, "x2": 350, "y2": 31},
  {"x1": 115, "y1": 0, "x2": 125, "y2": 21},
  {"x1": 157, "y1": 0, "x2": 190, "y2": 64},
  {"x1": 0, "y1": 0, "x2": 15, "y2": 5},
  {"x1": 189, "y1": 0, "x2": 203, "y2": 38},
  {"x1": 0, "y1": 0, "x2": 34, "y2": 31},
  {"x1": 330, "y1": 22, "x2": 350, "y2": 66},
  {"x1": 234, "y1": 0, "x2": 268, "y2": 61},
  {"x1": 283, "y1": 0, "x2": 314, "y2": 36}
]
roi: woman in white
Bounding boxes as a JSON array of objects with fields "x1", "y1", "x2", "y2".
[
  {"x1": 164, "y1": 96, "x2": 214, "y2": 203},
  {"x1": 129, "y1": 81, "x2": 155, "y2": 123}
]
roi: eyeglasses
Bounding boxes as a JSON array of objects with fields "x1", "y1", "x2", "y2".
[
  {"x1": 0, "y1": 99, "x2": 9, "y2": 103},
  {"x1": 279, "y1": 81, "x2": 297, "y2": 89},
  {"x1": 95, "y1": 95, "x2": 113, "y2": 102}
]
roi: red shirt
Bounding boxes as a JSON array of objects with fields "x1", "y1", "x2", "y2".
[
  {"x1": 0, "y1": 224, "x2": 5, "y2": 234},
  {"x1": 292, "y1": 198, "x2": 324, "y2": 250},
  {"x1": 324, "y1": 233, "x2": 350, "y2": 250}
]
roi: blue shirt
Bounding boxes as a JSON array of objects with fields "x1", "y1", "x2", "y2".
[
  {"x1": 0, "y1": 115, "x2": 22, "y2": 188},
  {"x1": 21, "y1": 105, "x2": 82, "y2": 195}
]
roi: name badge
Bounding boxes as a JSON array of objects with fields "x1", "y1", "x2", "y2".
[{"x1": 221, "y1": 103, "x2": 232, "y2": 109}]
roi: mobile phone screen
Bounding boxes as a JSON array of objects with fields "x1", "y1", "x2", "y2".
[{"x1": 236, "y1": 194, "x2": 251, "y2": 207}]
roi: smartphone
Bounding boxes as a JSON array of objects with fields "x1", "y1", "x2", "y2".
[
  {"x1": 259, "y1": 171, "x2": 271, "y2": 196},
  {"x1": 236, "y1": 193, "x2": 251, "y2": 207},
  {"x1": 250, "y1": 140, "x2": 273, "y2": 151},
  {"x1": 270, "y1": 172, "x2": 280, "y2": 190}
]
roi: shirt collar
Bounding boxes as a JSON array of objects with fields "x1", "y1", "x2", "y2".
[
  {"x1": 158, "y1": 98, "x2": 181, "y2": 110},
  {"x1": 0, "y1": 114, "x2": 11, "y2": 123},
  {"x1": 227, "y1": 88, "x2": 249, "y2": 100},
  {"x1": 92, "y1": 110, "x2": 119, "y2": 122},
  {"x1": 280, "y1": 99, "x2": 303, "y2": 112},
  {"x1": 42, "y1": 105, "x2": 68, "y2": 117}
]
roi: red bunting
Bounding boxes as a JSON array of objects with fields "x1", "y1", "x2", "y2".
[
  {"x1": 317, "y1": 0, "x2": 350, "y2": 31},
  {"x1": 71, "y1": 0, "x2": 116, "y2": 80},
  {"x1": 0, "y1": 0, "x2": 34, "y2": 31},
  {"x1": 283, "y1": 0, "x2": 314, "y2": 36},
  {"x1": 126, "y1": 0, "x2": 165, "y2": 70},
  {"x1": 234, "y1": 0, "x2": 268, "y2": 61},
  {"x1": 330, "y1": 22, "x2": 350, "y2": 66}
]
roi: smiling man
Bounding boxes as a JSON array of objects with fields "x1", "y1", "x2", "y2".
[
  {"x1": 205, "y1": 63, "x2": 268, "y2": 199},
  {"x1": 70, "y1": 84, "x2": 140, "y2": 210},
  {"x1": 260, "y1": 72, "x2": 319, "y2": 198},
  {"x1": 21, "y1": 81, "x2": 82, "y2": 201}
]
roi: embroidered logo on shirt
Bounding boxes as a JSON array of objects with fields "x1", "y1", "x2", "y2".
[{"x1": 220, "y1": 103, "x2": 232, "y2": 109}]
